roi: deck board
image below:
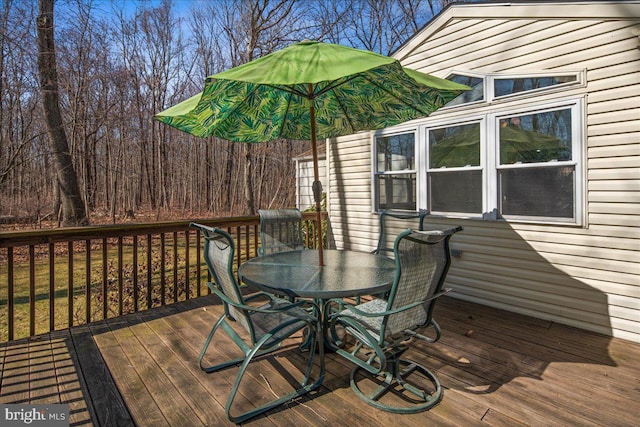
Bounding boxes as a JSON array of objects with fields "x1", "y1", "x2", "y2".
[
  {"x1": 1, "y1": 295, "x2": 639, "y2": 426},
  {"x1": 50, "y1": 332, "x2": 94, "y2": 426},
  {"x1": 28, "y1": 338, "x2": 59, "y2": 403},
  {"x1": 1, "y1": 339, "x2": 30, "y2": 404},
  {"x1": 72, "y1": 324, "x2": 134, "y2": 427}
]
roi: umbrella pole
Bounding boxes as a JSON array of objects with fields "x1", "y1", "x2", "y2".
[{"x1": 309, "y1": 88, "x2": 324, "y2": 266}]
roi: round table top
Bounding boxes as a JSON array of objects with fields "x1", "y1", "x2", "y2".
[{"x1": 239, "y1": 249, "x2": 396, "y2": 299}]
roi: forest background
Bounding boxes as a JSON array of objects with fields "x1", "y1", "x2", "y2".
[{"x1": 0, "y1": 0, "x2": 451, "y2": 229}]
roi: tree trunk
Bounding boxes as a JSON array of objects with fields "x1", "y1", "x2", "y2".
[{"x1": 36, "y1": 0, "x2": 87, "y2": 226}]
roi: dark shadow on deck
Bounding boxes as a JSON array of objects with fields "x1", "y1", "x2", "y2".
[{"x1": 328, "y1": 139, "x2": 618, "y2": 397}]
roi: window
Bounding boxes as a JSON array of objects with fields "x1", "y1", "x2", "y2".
[
  {"x1": 446, "y1": 74, "x2": 484, "y2": 106},
  {"x1": 497, "y1": 107, "x2": 578, "y2": 221},
  {"x1": 374, "y1": 132, "x2": 416, "y2": 210},
  {"x1": 428, "y1": 122, "x2": 483, "y2": 214},
  {"x1": 444, "y1": 71, "x2": 581, "y2": 106},
  {"x1": 494, "y1": 75, "x2": 578, "y2": 98},
  {"x1": 372, "y1": 71, "x2": 584, "y2": 225}
]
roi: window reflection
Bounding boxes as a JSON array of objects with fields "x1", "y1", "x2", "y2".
[
  {"x1": 375, "y1": 133, "x2": 416, "y2": 211},
  {"x1": 446, "y1": 74, "x2": 484, "y2": 106},
  {"x1": 376, "y1": 133, "x2": 415, "y2": 171},
  {"x1": 499, "y1": 109, "x2": 572, "y2": 165},
  {"x1": 429, "y1": 123, "x2": 481, "y2": 168},
  {"x1": 494, "y1": 76, "x2": 577, "y2": 97}
]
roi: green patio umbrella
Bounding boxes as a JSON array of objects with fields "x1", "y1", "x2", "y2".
[{"x1": 155, "y1": 40, "x2": 469, "y2": 265}]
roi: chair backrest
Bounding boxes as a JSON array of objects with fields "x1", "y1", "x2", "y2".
[
  {"x1": 383, "y1": 226, "x2": 462, "y2": 337},
  {"x1": 374, "y1": 210, "x2": 427, "y2": 257},
  {"x1": 258, "y1": 209, "x2": 306, "y2": 256},
  {"x1": 193, "y1": 224, "x2": 252, "y2": 332}
]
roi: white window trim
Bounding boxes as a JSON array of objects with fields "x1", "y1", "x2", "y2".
[
  {"x1": 439, "y1": 71, "x2": 488, "y2": 111},
  {"x1": 444, "y1": 69, "x2": 585, "y2": 106},
  {"x1": 371, "y1": 126, "x2": 419, "y2": 213},
  {"x1": 489, "y1": 71, "x2": 585, "y2": 103},
  {"x1": 489, "y1": 98, "x2": 585, "y2": 225},
  {"x1": 424, "y1": 117, "x2": 487, "y2": 219}
]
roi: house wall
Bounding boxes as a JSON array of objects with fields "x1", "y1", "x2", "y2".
[
  {"x1": 295, "y1": 158, "x2": 327, "y2": 211},
  {"x1": 327, "y1": 2, "x2": 640, "y2": 342}
]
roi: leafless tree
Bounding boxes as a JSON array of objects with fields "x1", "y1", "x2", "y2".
[
  {"x1": 1, "y1": 0, "x2": 448, "y2": 227},
  {"x1": 37, "y1": 0, "x2": 87, "y2": 225},
  {"x1": 343, "y1": 0, "x2": 445, "y2": 55}
]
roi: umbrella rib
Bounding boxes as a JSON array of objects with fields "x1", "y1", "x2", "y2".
[
  {"x1": 264, "y1": 83, "x2": 310, "y2": 99},
  {"x1": 328, "y1": 88, "x2": 358, "y2": 134},
  {"x1": 360, "y1": 74, "x2": 432, "y2": 116},
  {"x1": 314, "y1": 75, "x2": 360, "y2": 98}
]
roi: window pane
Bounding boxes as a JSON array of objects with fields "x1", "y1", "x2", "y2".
[
  {"x1": 430, "y1": 170, "x2": 482, "y2": 213},
  {"x1": 499, "y1": 166, "x2": 574, "y2": 218},
  {"x1": 376, "y1": 133, "x2": 415, "y2": 172},
  {"x1": 376, "y1": 174, "x2": 416, "y2": 210},
  {"x1": 446, "y1": 74, "x2": 484, "y2": 106},
  {"x1": 494, "y1": 75, "x2": 577, "y2": 97},
  {"x1": 499, "y1": 109, "x2": 572, "y2": 165},
  {"x1": 429, "y1": 123, "x2": 481, "y2": 168}
]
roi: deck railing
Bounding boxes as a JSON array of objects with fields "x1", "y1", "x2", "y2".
[{"x1": 0, "y1": 212, "x2": 324, "y2": 342}]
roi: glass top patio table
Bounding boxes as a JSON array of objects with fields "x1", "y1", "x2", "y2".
[{"x1": 238, "y1": 249, "x2": 396, "y2": 299}]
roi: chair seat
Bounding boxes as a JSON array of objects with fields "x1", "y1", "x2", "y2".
[
  {"x1": 250, "y1": 297, "x2": 317, "y2": 343},
  {"x1": 339, "y1": 298, "x2": 386, "y2": 341}
]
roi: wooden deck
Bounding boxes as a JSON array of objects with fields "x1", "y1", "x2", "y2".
[{"x1": 1, "y1": 295, "x2": 639, "y2": 426}]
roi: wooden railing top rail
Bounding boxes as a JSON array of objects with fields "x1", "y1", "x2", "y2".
[{"x1": 0, "y1": 211, "x2": 324, "y2": 248}]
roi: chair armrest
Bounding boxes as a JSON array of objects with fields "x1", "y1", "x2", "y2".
[
  {"x1": 211, "y1": 285, "x2": 319, "y2": 317},
  {"x1": 329, "y1": 288, "x2": 451, "y2": 320}
]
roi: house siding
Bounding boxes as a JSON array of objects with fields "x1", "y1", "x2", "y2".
[
  {"x1": 327, "y1": 2, "x2": 640, "y2": 343},
  {"x1": 295, "y1": 158, "x2": 326, "y2": 211}
]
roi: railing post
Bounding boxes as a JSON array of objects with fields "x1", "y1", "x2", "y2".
[
  {"x1": 160, "y1": 233, "x2": 166, "y2": 306},
  {"x1": 29, "y1": 245, "x2": 35, "y2": 337},
  {"x1": 68, "y1": 241, "x2": 74, "y2": 328},
  {"x1": 185, "y1": 230, "x2": 190, "y2": 300},
  {"x1": 85, "y1": 239, "x2": 91, "y2": 324},
  {"x1": 146, "y1": 234, "x2": 152, "y2": 310},
  {"x1": 49, "y1": 243, "x2": 55, "y2": 332},
  {"x1": 132, "y1": 236, "x2": 138, "y2": 312},
  {"x1": 118, "y1": 236, "x2": 123, "y2": 316},
  {"x1": 7, "y1": 247, "x2": 14, "y2": 341},
  {"x1": 173, "y1": 231, "x2": 178, "y2": 302},
  {"x1": 102, "y1": 237, "x2": 108, "y2": 319},
  {"x1": 195, "y1": 229, "x2": 202, "y2": 296}
]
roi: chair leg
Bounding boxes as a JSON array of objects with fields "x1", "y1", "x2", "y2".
[
  {"x1": 199, "y1": 316, "x2": 276, "y2": 373},
  {"x1": 349, "y1": 357, "x2": 442, "y2": 414},
  {"x1": 226, "y1": 324, "x2": 325, "y2": 424}
]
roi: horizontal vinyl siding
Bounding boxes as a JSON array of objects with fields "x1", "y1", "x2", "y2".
[
  {"x1": 328, "y1": 3, "x2": 640, "y2": 343},
  {"x1": 329, "y1": 133, "x2": 378, "y2": 252},
  {"x1": 296, "y1": 160, "x2": 326, "y2": 211}
]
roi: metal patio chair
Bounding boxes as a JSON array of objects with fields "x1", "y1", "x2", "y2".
[
  {"x1": 190, "y1": 223, "x2": 324, "y2": 423},
  {"x1": 257, "y1": 208, "x2": 306, "y2": 256},
  {"x1": 374, "y1": 209, "x2": 428, "y2": 257},
  {"x1": 368, "y1": 209, "x2": 428, "y2": 301},
  {"x1": 326, "y1": 226, "x2": 462, "y2": 413}
]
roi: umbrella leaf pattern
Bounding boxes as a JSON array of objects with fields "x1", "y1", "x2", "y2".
[{"x1": 155, "y1": 44, "x2": 469, "y2": 143}]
